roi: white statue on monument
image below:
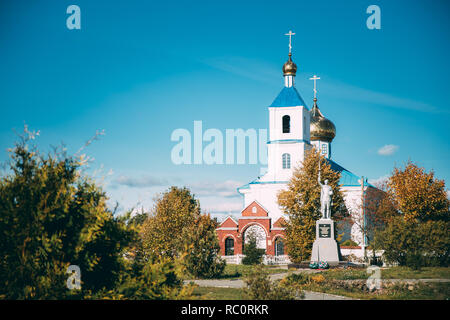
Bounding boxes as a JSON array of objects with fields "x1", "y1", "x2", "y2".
[{"x1": 318, "y1": 161, "x2": 333, "y2": 220}]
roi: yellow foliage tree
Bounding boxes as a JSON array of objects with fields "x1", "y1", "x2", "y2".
[
  {"x1": 141, "y1": 187, "x2": 201, "y2": 260},
  {"x1": 387, "y1": 161, "x2": 449, "y2": 222}
]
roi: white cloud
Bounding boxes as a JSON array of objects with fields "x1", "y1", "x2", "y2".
[
  {"x1": 190, "y1": 180, "x2": 243, "y2": 198},
  {"x1": 203, "y1": 201, "x2": 243, "y2": 214},
  {"x1": 203, "y1": 56, "x2": 443, "y2": 114},
  {"x1": 377, "y1": 144, "x2": 399, "y2": 156},
  {"x1": 105, "y1": 176, "x2": 244, "y2": 217},
  {"x1": 111, "y1": 174, "x2": 169, "y2": 188},
  {"x1": 315, "y1": 79, "x2": 442, "y2": 113},
  {"x1": 368, "y1": 174, "x2": 390, "y2": 187},
  {"x1": 202, "y1": 56, "x2": 279, "y2": 84}
]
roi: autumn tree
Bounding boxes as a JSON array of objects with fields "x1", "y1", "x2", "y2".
[
  {"x1": 373, "y1": 161, "x2": 450, "y2": 268},
  {"x1": 278, "y1": 148, "x2": 348, "y2": 263},
  {"x1": 0, "y1": 127, "x2": 196, "y2": 300},
  {"x1": 386, "y1": 161, "x2": 449, "y2": 222},
  {"x1": 141, "y1": 187, "x2": 201, "y2": 260}
]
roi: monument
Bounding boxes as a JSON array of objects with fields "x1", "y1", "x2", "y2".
[{"x1": 310, "y1": 161, "x2": 341, "y2": 266}]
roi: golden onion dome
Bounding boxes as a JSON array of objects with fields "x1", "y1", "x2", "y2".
[
  {"x1": 310, "y1": 98, "x2": 336, "y2": 142},
  {"x1": 282, "y1": 53, "x2": 297, "y2": 76}
]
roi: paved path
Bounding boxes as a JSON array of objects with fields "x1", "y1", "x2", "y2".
[
  {"x1": 185, "y1": 269, "x2": 317, "y2": 289},
  {"x1": 303, "y1": 290, "x2": 354, "y2": 300}
]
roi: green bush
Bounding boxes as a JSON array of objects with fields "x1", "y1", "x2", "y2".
[
  {"x1": 242, "y1": 236, "x2": 265, "y2": 265},
  {"x1": 340, "y1": 239, "x2": 359, "y2": 246},
  {"x1": 183, "y1": 214, "x2": 225, "y2": 279},
  {"x1": 244, "y1": 266, "x2": 299, "y2": 300},
  {"x1": 374, "y1": 217, "x2": 450, "y2": 268},
  {"x1": 283, "y1": 272, "x2": 312, "y2": 285},
  {"x1": 0, "y1": 133, "x2": 135, "y2": 299},
  {"x1": 116, "y1": 257, "x2": 194, "y2": 300}
]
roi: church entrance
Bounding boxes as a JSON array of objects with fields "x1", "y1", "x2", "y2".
[
  {"x1": 224, "y1": 237, "x2": 234, "y2": 256},
  {"x1": 243, "y1": 224, "x2": 267, "y2": 253},
  {"x1": 274, "y1": 237, "x2": 284, "y2": 256}
]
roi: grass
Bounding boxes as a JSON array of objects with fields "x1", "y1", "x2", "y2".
[
  {"x1": 284, "y1": 266, "x2": 450, "y2": 300},
  {"x1": 191, "y1": 282, "x2": 450, "y2": 300},
  {"x1": 380, "y1": 266, "x2": 450, "y2": 279},
  {"x1": 192, "y1": 286, "x2": 245, "y2": 300},
  {"x1": 301, "y1": 281, "x2": 450, "y2": 300},
  {"x1": 182, "y1": 264, "x2": 288, "y2": 281},
  {"x1": 216, "y1": 264, "x2": 288, "y2": 280},
  {"x1": 313, "y1": 266, "x2": 450, "y2": 281},
  {"x1": 189, "y1": 266, "x2": 450, "y2": 300}
]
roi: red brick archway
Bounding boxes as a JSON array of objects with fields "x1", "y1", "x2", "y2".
[{"x1": 216, "y1": 201, "x2": 287, "y2": 257}]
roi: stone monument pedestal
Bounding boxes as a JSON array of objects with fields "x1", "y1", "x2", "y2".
[{"x1": 311, "y1": 219, "x2": 340, "y2": 266}]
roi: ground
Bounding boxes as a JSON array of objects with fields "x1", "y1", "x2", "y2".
[{"x1": 187, "y1": 265, "x2": 450, "y2": 300}]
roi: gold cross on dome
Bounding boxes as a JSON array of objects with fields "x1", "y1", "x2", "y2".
[
  {"x1": 284, "y1": 30, "x2": 296, "y2": 54},
  {"x1": 309, "y1": 75, "x2": 321, "y2": 98}
]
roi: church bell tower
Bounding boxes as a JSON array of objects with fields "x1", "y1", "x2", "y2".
[{"x1": 262, "y1": 30, "x2": 311, "y2": 182}]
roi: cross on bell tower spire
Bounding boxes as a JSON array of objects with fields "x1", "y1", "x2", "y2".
[
  {"x1": 282, "y1": 31, "x2": 297, "y2": 87},
  {"x1": 284, "y1": 30, "x2": 296, "y2": 55},
  {"x1": 309, "y1": 75, "x2": 321, "y2": 99}
]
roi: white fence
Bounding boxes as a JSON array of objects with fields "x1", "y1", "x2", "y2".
[
  {"x1": 222, "y1": 250, "x2": 387, "y2": 265},
  {"x1": 340, "y1": 246, "x2": 384, "y2": 264},
  {"x1": 222, "y1": 254, "x2": 290, "y2": 265}
]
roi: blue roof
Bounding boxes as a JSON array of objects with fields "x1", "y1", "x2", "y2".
[
  {"x1": 236, "y1": 177, "x2": 288, "y2": 193},
  {"x1": 237, "y1": 159, "x2": 373, "y2": 191},
  {"x1": 270, "y1": 86, "x2": 308, "y2": 108},
  {"x1": 327, "y1": 159, "x2": 373, "y2": 187}
]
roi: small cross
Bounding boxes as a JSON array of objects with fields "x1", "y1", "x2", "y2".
[
  {"x1": 284, "y1": 30, "x2": 296, "y2": 54},
  {"x1": 309, "y1": 75, "x2": 321, "y2": 98}
]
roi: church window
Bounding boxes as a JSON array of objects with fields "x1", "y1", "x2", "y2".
[
  {"x1": 225, "y1": 237, "x2": 234, "y2": 256},
  {"x1": 275, "y1": 238, "x2": 284, "y2": 256},
  {"x1": 282, "y1": 153, "x2": 291, "y2": 169},
  {"x1": 282, "y1": 115, "x2": 290, "y2": 133},
  {"x1": 252, "y1": 206, "x2": 257, "y2": 214},
  {"x1": 322, "y1": 144, "x2": 327, "y2": 154}
]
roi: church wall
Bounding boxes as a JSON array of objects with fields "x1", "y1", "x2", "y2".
[
  {"x1": 341, "y1": 186, "x2": 383, "y2": 246},
  {"x1": 217, "y1": 229, "x2": 239, "y2": 256},
  {"x1": 243, "y1": 183, "x2": 288, "y2": 226},
  {"x1": 266, "y1": 142, "x2": 307, "y2": 181}
]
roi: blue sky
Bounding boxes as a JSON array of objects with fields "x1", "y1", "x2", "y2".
[{"x1": 1, "y1": 0, "x2": 449, "y2": 218}]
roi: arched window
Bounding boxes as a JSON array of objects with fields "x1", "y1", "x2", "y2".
[
  {"x1": 275, "y1": 238, "x2": 284, "y2": 256},
  {"x1": 252, "y1": 206, "x2": 257, "y2": 214},
  {"x1": 282, "y1": 115, "x2": 290, "y2": 133},
  {"x1": 225, "y1": 237, "x2": 234, "y2": 256},
  {"x1": 282, "y1": 153, "x2": 291, "y2": 169},
  {"x1": 321, "y1": 143, "x2": 328, "y2": 154}
]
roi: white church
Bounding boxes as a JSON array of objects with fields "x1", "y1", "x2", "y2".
[{"x1": 216, "y1": 32, "x2": 378, "y2": 264}]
